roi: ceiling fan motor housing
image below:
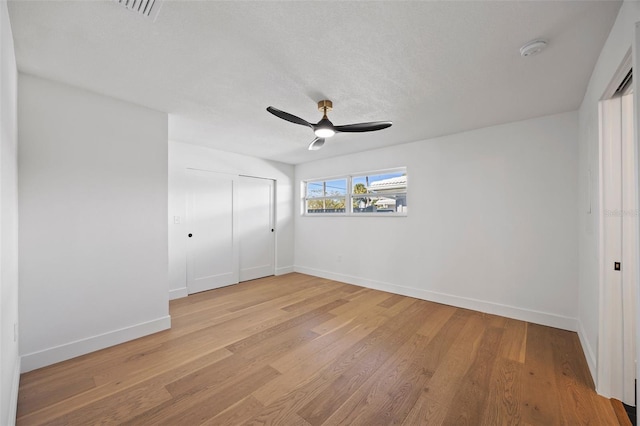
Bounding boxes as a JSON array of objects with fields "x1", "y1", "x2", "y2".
[{"x1": 317, "y1": 100, "x2": 333, "y2": 113}]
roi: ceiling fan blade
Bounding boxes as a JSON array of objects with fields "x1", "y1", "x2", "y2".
[
  {"x1": 334, "y1": 121, "x2": 392, "y2": 133},
  {"x1": 308, "y1": 137, "x2": 325, "y2": 151},
  {"x1": 267, "y1": 106, "x2": 313, "y2": 128}
]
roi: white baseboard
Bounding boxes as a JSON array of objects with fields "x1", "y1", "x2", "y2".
[
  {"x1": 577, "y1": 319, "x2": 597, "y2": 384},
  {"x1": 7, "y1": 356, "x2": 20, "y2": 426},
  {"x1": 169, "y1": 287, "x2": 188, "y2": 300},
  {"x1": 275, "y1": 266, "x2": 294, "y2": 276},
  {"x1": 20, "y1": 315, "x2": 171, "y2": 373},
  {"x1": 294, "y1": 266, "x2": 578, "y2": 332}
]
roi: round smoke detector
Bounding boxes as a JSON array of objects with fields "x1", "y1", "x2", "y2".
[{"x1": 520, "y1": 39, "x2": 548, "y2": 57}]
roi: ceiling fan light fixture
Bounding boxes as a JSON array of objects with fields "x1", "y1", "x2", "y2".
[
  {"x1": 314, "y1": 127, "x2": 335, "y2": 138},
  {"x1": 314, "y1": 116, "x2": 335, "y2": 138}
]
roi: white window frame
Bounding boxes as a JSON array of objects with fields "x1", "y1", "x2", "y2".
[
  {"x1": 302, "y1": 167, "x2": 408, "y2": 217},
  {"x1": 303, "y1": 177, "x2": 348, "y2": 215}
]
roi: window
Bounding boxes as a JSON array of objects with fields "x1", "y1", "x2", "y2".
[
  {"x1": 352, "y1": 171, "x2": 407, "y2": 214},
  {"x1": 303, "y1": 168, "x2": 407, "y2": 216},
  {"x1": 305, "y1": 178, "x2": 347, "y2": 213}
]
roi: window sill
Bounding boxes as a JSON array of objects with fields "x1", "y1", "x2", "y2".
[{"x1": 302, "y1": 213, "x2": 408, "y2": 217}]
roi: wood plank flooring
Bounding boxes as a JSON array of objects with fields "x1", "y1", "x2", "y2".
[{"x1": 17, "y1": 273, "x2": 620, "y2": 425}]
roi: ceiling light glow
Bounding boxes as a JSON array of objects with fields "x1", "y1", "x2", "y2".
[{"x1": 314, "y1": 127, "x2": 335, "y2": 138}]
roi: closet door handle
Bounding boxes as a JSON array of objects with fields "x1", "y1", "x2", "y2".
[{"x1": 188, "y1": 233, "x2": 193, "y2": 238}]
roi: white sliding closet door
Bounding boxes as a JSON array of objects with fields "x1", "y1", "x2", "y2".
[
  {"x1": 237, "y1": 176, "x2": 275, "y2": 282},
  {"x1": 186, "y1": 169, "x2": 239, "y2": 294},
  {"x1": 599, "y1": 90, "x2": 637, "y2": 405}
]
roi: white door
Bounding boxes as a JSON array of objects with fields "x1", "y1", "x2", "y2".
[
  {"x1": 599, "y1": 88, "x2": 637, "y2": 405},
  {"x1": 237, "y1": 176, "x2": 275, "y2": 282},
  {"x1": 186, "y1": 169, "x2": 239, "y2": 294}
]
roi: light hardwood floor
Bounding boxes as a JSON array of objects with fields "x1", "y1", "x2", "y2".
[{"x1": 17, "y1": 273, "x2": 620, "y2": 425}]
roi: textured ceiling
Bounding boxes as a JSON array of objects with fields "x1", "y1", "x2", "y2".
[{"x1": 8, "y1": 0, "x2": 621, "y2": 165}]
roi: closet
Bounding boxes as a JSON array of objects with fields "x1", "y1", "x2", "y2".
[{"x1": 185, "y1": 169, "x2": 275, "y2": 294}]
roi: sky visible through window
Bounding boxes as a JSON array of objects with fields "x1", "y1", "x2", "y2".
[
  {"x1": 307, "y1": 179, "x2": 346, "y2": 197},
  {"x1": 307, "y1": 172, "x2": 404, "y2": 198},
  {"x1": 352, "y1": 171, "x2": 404, "y2": 191}
]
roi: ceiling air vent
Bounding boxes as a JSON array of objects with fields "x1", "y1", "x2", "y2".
[{"x1": 114, "y1": 0, "x2": 163, "y2": 21}]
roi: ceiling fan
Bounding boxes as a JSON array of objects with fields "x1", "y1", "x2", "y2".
[{"x1": 266, "y1": 100, "x2": 392, "y2": 151}]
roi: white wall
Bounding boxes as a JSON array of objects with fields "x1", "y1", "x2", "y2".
[
  {"x1": 18, "y1": 74, "x2": 170, "y2": 372},
  {"x1": 0, "y1": 0, "x2": 18, "y2": 423},
  {"x1": 168, "y1": 141, "x2": 295, "y2": 299},
  {"x1": 295, "y1": 111, "x2": 578, "y2": 330},
  {"x1": 577, "y1": 0, "x2": 640, "y2": 381}
]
